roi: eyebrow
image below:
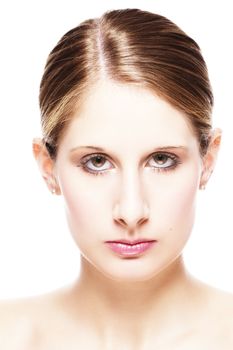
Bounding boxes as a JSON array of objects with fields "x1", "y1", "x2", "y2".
[{"x1": 70, "y1": 145, "x2": 188, "y2": 153}]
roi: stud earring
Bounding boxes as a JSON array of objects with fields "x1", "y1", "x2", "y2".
[
  {"x1": 51, "y1": 188, "x2": 56, "y2": 194},
  {"x1": 200, "y1": 184, "x2": 206, "y2": 190}
]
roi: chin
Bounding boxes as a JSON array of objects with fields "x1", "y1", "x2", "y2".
[{"x1": 93, "y1": 259, "x2": 170, "y2": 283}]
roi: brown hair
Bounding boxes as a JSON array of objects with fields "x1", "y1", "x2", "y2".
[{"x1": 39, "y1": 8, "x2": 213, "y2": 160}]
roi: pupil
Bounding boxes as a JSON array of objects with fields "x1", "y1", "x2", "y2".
[
  {"x1": 94, "y1": 156, "x2": 104, "y2": 167},
  {"x1": 156, "y1": 154, "x2": 166, "y2": 164}
]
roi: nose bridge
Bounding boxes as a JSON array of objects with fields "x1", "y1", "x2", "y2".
[{"x1": 113, "y1": 165, "x2": 149, "y2": 229}]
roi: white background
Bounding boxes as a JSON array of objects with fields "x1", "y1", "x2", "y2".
[{"x1": 0, "y1": 0, "x2": 232, "y2": 299}]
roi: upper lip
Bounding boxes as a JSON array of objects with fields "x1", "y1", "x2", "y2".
[{"x1": 105, "y1": 239, "x2": 156, "y2": 245}]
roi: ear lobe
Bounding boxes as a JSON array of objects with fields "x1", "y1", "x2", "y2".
[
  {"x1": 32, "y1": 138, "x2": 60, "y2": 194},
  {"x1": 200, "y1": 128, "x2": 222, "y2": 188}
]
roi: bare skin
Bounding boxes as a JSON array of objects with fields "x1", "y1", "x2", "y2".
[
  {"x1": 0, "y1": 262, "x2": 232, "y2": 349},
  {"x1": 1, "y1": 79, "x2": 232, "y2": 348}
]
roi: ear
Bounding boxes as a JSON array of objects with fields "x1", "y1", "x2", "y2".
[
  {"x1": 199, "y1": 128, "x2": 222, "y2": 189},
  {"x1": 32, "y1": 138, "x2": 61, "y2": 195}
]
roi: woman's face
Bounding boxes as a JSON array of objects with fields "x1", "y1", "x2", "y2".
[{"x1": 54, "y1": 79, "x2": 203, "y2": 282}]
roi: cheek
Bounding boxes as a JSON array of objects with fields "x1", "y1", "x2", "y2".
[
  {"x1": 58, "y1": 170, "x2": 107, "y2": 244},
  {"x1": 57, "y1": 159, "x2": 201, "y2": 246},
  {"x1": 63, "y1": 188, "x2": 97, "y2": 237},
  {"x1": 149, "y1": 164, "x2": 200, "y2": 231},
  {"x1": 169, "y1": 179, "x2": 197, "y2": 219},
  {"x1": 153, "y1": 165, "x2": 200, "y2": 241}
]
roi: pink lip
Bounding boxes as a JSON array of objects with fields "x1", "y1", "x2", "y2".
[
  {"x1": 105, "y1": 240, "x2": 157, "y2": 256},
  {"x1": 105, "y1": 239, "x2": 156, "y2": 245}
]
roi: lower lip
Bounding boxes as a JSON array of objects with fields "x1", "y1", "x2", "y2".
[{"x1": 105, "y1": 241, "x2": 156, "y2": 256}]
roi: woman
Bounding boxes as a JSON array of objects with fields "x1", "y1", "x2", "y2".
[{"x1": 1, "y1": 7, "x2": 232, "y2": 349}]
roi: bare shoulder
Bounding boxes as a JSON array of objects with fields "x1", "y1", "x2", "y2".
[
  {"x1": 0, "y1": 298, "x2": 37, "y2": 349},
  {"x1": 195, "y1": 279, "x2": 233, "y2": 345},
  {"x1": 212, "y1": 287, "x2": 233, "y2": 330},
  {"x1": 0, "y1": 290, "x2": 65, "y2": 349},
  {"x1": 205, "y1": 284, "x2": 233, "y2": 317}
]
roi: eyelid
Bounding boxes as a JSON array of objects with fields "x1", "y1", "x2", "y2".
[
  {"x1": 82, "y1": 149, "x2": 176, "y2": 157},
  {"x1": 146, "y1": 152, "x2": 179, "y2": 167},
  {"x1": 79, "y1": 152, "x2": 114, "y2": 166},
  {"x1": 78, "y1": 151, "x2": 180, "y2": 171},
  {"x1": 77, "y1": 153, "x2": 113, "y2": 176}
]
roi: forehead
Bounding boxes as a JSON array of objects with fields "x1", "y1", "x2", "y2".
[{"x1": 61, "y1": 79, "x2": 197, "y2": 150}]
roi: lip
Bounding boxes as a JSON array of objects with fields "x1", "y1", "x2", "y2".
[
  {"x1": 105, "y1": 240, "x2": 157, "y2": 257},
  {"x1": 105, "y1": 239, "x2": 156, "y2": 245}
]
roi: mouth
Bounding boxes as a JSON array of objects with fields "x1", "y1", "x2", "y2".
[
  {"x1": 105, "y1": 238, "x2": 156, "y2": 245},
  {"x1": 105, "y1": 239, "x2": 157, "y2": 257}
]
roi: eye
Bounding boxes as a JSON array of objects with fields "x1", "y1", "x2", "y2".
[
  {"x1": 78, "y1": 151, "x2": 181, "y2": 176},
  {"x1": 79, "y1": 154, "x2": 112, "y2": 175},
  {"x1": 147, "y1": 152, "x2": 180, "y2": 172}
]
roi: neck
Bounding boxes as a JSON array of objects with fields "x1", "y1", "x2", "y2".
[
  {"x1": 79, "y1": 254, "x2": 189, "y2": 308},
  {"x1": 66, "y1": 255, "x2": 202, "y2": 345}
]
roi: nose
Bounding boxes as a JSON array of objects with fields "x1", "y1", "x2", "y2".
[{"x1": 113, "y1": 171, "x2": 149, "y2": 231}]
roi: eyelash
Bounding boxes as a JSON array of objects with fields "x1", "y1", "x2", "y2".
[{"x1": 77, "y1": 152, "x2": 182, "y2": 176}]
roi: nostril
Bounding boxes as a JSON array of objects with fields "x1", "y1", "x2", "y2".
[
  {"x1": 114, "y1": 216, "x2": 148, "y2": 229},
  {"x1": 138, "y1": 217, "x2": 148, "y2": 225},
  {"x1": 113, "y1": 202, "x2": 150, "y2": 229},
  {"x1": 115, "y1": 218, "x2": 127, "y2": 226}
]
